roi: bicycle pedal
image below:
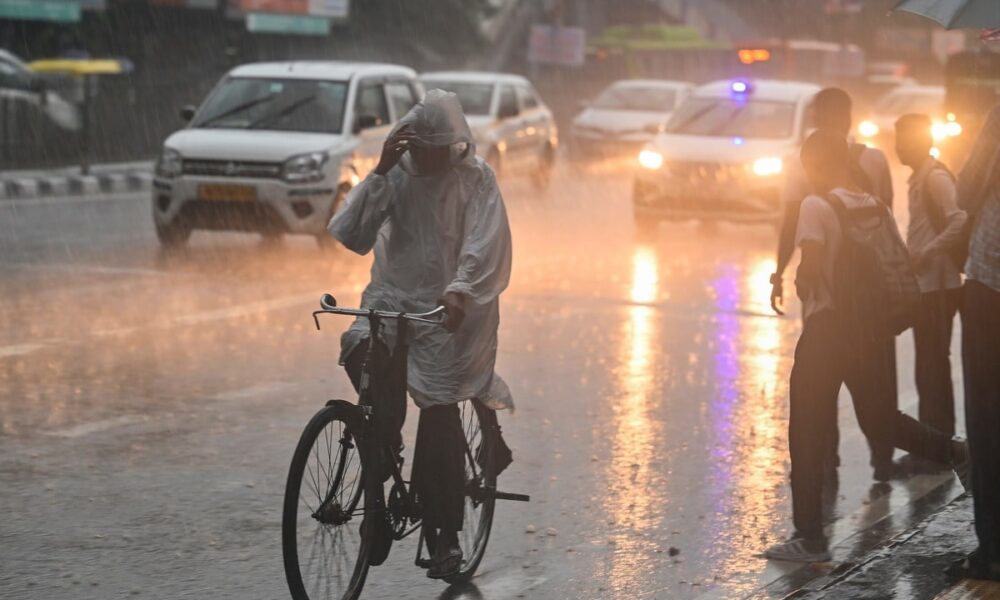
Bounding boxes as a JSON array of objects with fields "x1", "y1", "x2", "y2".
[{"x1": 415, "y1": 558, "x2": 432, "y2": 569}]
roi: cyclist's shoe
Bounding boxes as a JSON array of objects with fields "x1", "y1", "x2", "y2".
[
  {"x1": 426, "y1": 548, "x2": 463, "y2": 579},
  {"x1": 763, "y1": 537, "x2": 831, "y2": 563}
]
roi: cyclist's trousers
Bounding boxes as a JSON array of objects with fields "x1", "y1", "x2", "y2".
[
  {"x1": 345, "y1": 342, "x2": 465, "y2": 532},
  {"x1": 411, "y1": 404, "x2": 465, "y2": 532}
]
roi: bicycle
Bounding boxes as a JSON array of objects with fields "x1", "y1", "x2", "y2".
[{"x1": 282, "y1": 294, "x2": 529, "y2": 600}]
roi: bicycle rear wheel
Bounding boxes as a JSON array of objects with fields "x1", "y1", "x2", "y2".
[
  {"x1": 282, "y1": 400, "x2": 373, "y2": 600},
  {"x1": 445, "y1": 399, "x2": 498, "y2": 583}
]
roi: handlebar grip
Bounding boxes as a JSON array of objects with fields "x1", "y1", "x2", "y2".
[{"x1": 320, "y1": 294, "x2": 337, "y2": 310}]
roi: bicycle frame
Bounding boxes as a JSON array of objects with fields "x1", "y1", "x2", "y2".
[{"x1": 311, "y1": 293, "x2": 528, "y2": 571}]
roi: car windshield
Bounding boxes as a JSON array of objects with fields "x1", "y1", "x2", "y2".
[
  {"x1": 423, "y1": 81, "x2": 494, "y2": 115},
  {"x1": 191, "y1": 77, "x2": 348, "y2": 134},
  {"x1": 592, "y1": 86, "x2": 677, "y2": 111},
  {"x1": 667, "y1": 98, "x2": 796, "y2": 139}
]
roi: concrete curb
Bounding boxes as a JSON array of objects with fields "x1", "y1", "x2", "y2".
[{"x1": 0, "y1": 162, "x2": 153, "y2": 200}]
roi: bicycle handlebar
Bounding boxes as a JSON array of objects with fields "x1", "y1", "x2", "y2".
[{"x1": 312, "y1": 294, "x2": 447, "y2": 330}]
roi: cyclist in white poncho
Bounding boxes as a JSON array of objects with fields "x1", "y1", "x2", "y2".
[{"x1": 328, "y1": 89, "x2": 512, "y2": 578}]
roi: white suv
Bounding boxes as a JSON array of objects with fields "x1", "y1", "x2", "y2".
[
  {"x1": 152, "y1": 61, "x2": 421, "y2": 248},
  {"x1": 419, "y1": 71, "x2": 558, "y2": 187}
]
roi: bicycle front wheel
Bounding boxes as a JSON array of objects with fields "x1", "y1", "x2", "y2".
[
  {"x1": 446, "y1": 399, "x2": 498, "y2": 583},
  {"x1": 282, "y1": 400, "x2": 373, "y2": 600}
]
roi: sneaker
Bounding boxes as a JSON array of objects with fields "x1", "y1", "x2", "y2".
[
  {"x1": 763, "y1": 537, "x2": 832, "y2": 563},
  {"x1": 951, "y1": 439, "x2": 973, "y2": 495},
  {"x1": 872, "y1": 461, "x2": 899, "y2": 483}
]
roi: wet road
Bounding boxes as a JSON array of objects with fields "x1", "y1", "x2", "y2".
[{"x1": 0, "y1": 158, "x2": 966, "y2": 599}]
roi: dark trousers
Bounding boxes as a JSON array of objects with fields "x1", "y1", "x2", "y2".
[
  {"x1": 913, "y1": 288, "x2": 961, "y2": 436},
  {"x1": 789, "y1": 310, "x2": 953, "y2": 541},
  {"x1": 411, "y1": 404, "x2": 466, "y2": 532},
  {"x1": 963, "y1": 280, "x2": 1000, "y2": 562},
  {"x1": 345, "y1": 343, "x2": 465, "y2": 532}
]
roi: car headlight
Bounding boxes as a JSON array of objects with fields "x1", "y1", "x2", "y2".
[
  {"x1": 752, "y1": 156, "x2": 783, "y2": 177},
  {"x1": 858, "y1": 120, "x2": 880, "y2": 139},
  {"x1": 638, "y1": 149, "x2": 664, "y2": 170},
  {"x1": 282, "y1": 151, "x2": 328, "y2": 184},
  {"x1": 155, "y1": 147, "x2": 182, "y2": 179},
  {"x1": 931, "y1": 121, "x2": 949, "y2": 143}
]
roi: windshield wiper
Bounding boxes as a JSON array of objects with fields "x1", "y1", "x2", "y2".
[
  {"x1": 197, "y1": 94, "x2": 276, "y2": 128},
  {"x1": 248, "y1": 94, "x2": 317, "y2": 129}
]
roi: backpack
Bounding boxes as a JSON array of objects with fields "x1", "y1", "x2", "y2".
[
  {"x1": 920, "y1": 160, "x2": 971, "y2": 273},
  {"x1": 823, "y1": 192, "x2": 921, "y2": 338}
]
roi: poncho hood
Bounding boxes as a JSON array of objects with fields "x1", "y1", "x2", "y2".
[{"x1": 394, "y1": 89, "x2": 477, "y2": 174}]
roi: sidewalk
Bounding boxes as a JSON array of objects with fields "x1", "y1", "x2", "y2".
[
  {"x1": 793, "y1": 494, "x2": 1000, "y2": 599},
  {"x1": 0, "y1": 161, "x2": 153, "y2": 200}
]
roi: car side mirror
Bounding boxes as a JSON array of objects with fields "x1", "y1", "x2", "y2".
[
  {"x1": 353, "y1": 113, "x2": 381, "y2": 133},
  {"x1": 180, "y1": 105, "x2": 196, "y2": 122}
]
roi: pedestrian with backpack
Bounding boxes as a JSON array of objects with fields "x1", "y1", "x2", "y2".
[
  {"x1": 895, "y1": 114, "x2": 968, "y2": 440},
  {"x1": 950, "y1": 104, "x2": 1000, "y2": 582},
  {"x1": 764, "y1": 130, "x2": 971, "y2": 564},
  {"x1": 769, "y1": 87, "x2": 897, "y2": 482}
]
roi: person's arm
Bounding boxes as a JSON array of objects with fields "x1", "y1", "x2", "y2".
[
  {"x1": 441, "y1": 167, "x2": 512, "y2": 330},
  {"x1": 327, "y1": 127, "x2": 416, "y2": 254},
  {"x1": 770, "y1": 162, "x2": 808, "y2": 314},
  {"x1": 796, "y1": 240, "x2": 825, "y2": 301},
  {"x1": 327, "y1": 173, "x2": 395, "y2": 255},
  {"x1": 793, "y1": 195, "x2": 829, "y2": 302},
  {"x1": 918, "y1": 171, "x2": 968, "y2": 259},
  {"x1": 957, "y1": 104, "x2": 1000, "y2": 215},
  {"x1": 875, "y1": 151, "x2": 894, "y2": 212}
]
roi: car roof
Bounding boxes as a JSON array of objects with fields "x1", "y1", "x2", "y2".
[
  {"x1": 694, "y1": 79, "x2": 821, "y2": 102},
  {"x1": 228, "y1": 61, "x2": 416, "y2": 81},
  {"x1": 420, "y1": 71, "x2": 530, "y2": 85},
  {"x1": 606, "y1": 79, "x2": 693, "y2": 90}
]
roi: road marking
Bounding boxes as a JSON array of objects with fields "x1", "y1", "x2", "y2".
[
  {"x1": 211, "y1": 382, "x2": 299, "y2": 402},
  {"x1": 0, "y1": 342, "x2": 51, "y2": 359},
  {"x1": 10, "y1": 263, "x2": 170, "y2": 278},
  {"x1": 0, "y1": 293, "x2": 320, "y2": 361},
  {"x1": 45, "y1": 415, "x2": 146, "y2": 438},
  {"x1": 0, "y1": 190, "x2": 145, "y2": 209}
]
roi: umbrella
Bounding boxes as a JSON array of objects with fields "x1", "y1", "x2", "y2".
[{"x1": 894, "y1": 0, "x2": 1000, "y2": 29}]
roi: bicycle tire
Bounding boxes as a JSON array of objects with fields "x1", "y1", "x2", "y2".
[
  {"x1": 282, "y1": 400, "x2": 375, "y2": 600},
  {"x1": 445, "y1": 399, "x2": 498, "y2": 583}
]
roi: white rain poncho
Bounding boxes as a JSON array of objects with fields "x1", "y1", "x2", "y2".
[{"x1": 328, "y1": 89, "x2": 514, "y2": 410}]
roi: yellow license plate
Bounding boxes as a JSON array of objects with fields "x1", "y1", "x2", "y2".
[{"x1": 197, "y1": 184, "x2": 257, "y2": 202}]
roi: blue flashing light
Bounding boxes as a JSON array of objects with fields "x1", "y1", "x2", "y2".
[
  {"x1": 730, "y1": 80, "x2": 749, "y2": 94},
  {"x1": 732, "y1": 136, "x2": 744, "y2": 146}
]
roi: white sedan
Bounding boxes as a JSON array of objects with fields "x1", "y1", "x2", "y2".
[
  {"x1": 419, "y1": 71, "x2": 558, "y2": 187},
  {"x1": 633, "y1": 79, "x2": 820, "y2": 230},
  {"x1": 570, "y1": 79, "x2": 692, "y2": 159}
]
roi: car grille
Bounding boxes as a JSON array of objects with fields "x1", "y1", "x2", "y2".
[
  {"x1": 667, "y1": 161, "x2": 745, "y2": 185},
  {"x1": 182, "y1": 159, "x2": 282, "y2": 179}
]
